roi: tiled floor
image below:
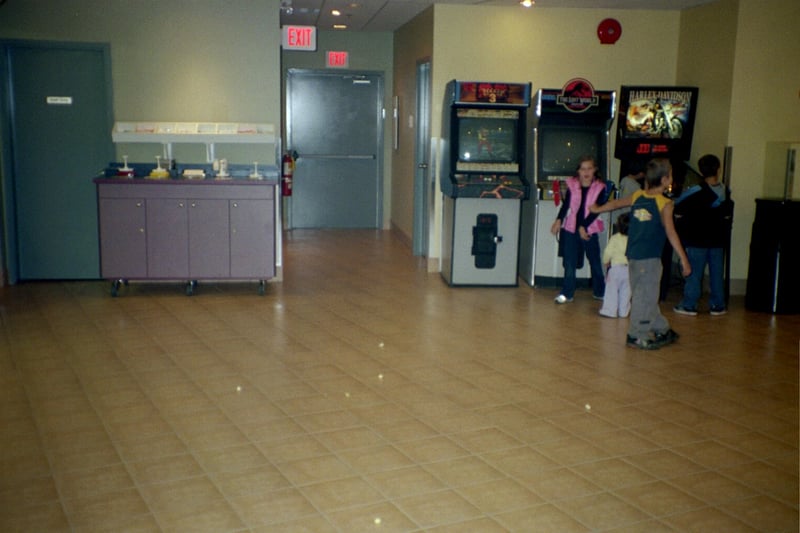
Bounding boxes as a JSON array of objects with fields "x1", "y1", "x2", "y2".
[{"x1": 1, "y1": 229, "x2": 798, "y2": 532}]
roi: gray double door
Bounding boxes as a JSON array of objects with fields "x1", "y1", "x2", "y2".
[
  {"x1": 2, "y1": 41, "x2": 113, "y2": 281},
  {"x1": 286, "y1": 69, "x2": 383, "y2": 228}
]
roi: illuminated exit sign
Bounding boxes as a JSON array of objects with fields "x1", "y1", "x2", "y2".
[
  {"x1": 282, "y1": 25, "x2": 317, "y2": 51},
  {"x1": 326, "y1": 51, "x2": 349, "y2": 69}
]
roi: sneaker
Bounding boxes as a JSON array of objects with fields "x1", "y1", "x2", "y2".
[
  {"x1": 626, "y1": 335, "x2": 660, "y2": 350},
  {"x1": 592, "y1": 294, "x2": 604, "y2": 301},
  {"x1": 654, "y1": 329, "x2": 679, "y2": 347},
  {"x1": 554, "y1": 294, "x2": 573, "y2": 304},
  {"x1": 709, "y1": 307, "x2": 727, "y2": 316},
  {"x1": 598, "y1": 310, "x2": 617, "y2": 318},
  {"x1": 673, "y1": 305, "x2": 698, "y2": 316}
]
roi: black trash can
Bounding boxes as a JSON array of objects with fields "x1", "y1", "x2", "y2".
[{"x1": 745, "y1": 199, "x2": 800, "y2": 313}]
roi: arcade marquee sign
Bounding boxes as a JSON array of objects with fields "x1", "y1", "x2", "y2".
[{"x1": 556, "y1": 78, "x2": 600, "y2": 113}]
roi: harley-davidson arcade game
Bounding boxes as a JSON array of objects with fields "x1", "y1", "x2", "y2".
[
  {"x1": 614, "y1": 85, "x2": 699, "y2": 188},
  {"x1": 518, "y1": 80, "x2": 615, "y2": 288},
  {"x1": 440, "y1": 80, "x2": 532, "y2": 286}
]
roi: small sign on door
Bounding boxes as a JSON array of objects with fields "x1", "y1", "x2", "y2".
[{"x1": 46, "y1": 96, "x2": 73, "y2": 105}]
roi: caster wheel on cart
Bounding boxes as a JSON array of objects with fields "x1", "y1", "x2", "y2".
[
  {"x1": 258, "y1": 280, "x2": 266, "y2": 296},
  {"x1": 111, "y1": 279, "x2": 123, "y2": 297},
  {"x1": 186, "y1": 280, "x2": 197, "y2": 296}
]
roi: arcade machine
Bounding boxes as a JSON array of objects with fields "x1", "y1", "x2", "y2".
[
  {"x1": 440, "y1": 80, "x2": 532, "y2": 286},
  {"x1": 614, "y1": 86, "x2": 699, "y2": 192},
  {"x1": 614, "y1": 86, "x2": 700, "y2": 299},
  {"x1": 518, "y1": 79, "x2": 615, "y2": 288}
]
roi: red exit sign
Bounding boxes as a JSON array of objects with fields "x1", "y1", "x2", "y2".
[
  {"x1": 282, "y1": 25, "x2": 317, "y2": 51},
  {"x1": 326, "y1": 51, "x2": 349, "y2": 69}
]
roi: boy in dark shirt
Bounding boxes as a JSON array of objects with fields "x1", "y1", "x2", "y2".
[{"x1": 673, "y1": 154, "x2": 734, "y2": 316}]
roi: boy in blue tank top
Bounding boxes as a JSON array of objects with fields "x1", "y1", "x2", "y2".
[{"x1": 591, "y1": 159, "x2": 691, "y2": 350}]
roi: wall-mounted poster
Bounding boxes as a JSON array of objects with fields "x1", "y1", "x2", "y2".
[{"x1": 614, "y1": 86, "x2": 698, "y2": 162}]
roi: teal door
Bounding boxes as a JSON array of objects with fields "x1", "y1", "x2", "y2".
[{"x1": 4, "y1": 42, "x2": 113, "y2": 280}]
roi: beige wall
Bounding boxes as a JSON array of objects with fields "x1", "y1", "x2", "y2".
[
  {"x1": 420, "y1": 5, "x2": 682, "y2": 267},
  {"x1": 0, "y1": 0, "x2": 281, "y2": 165},
  {"x1": 282, "y1": 31, "x2": 394, "y2": 229},
  {"x1": 391, "y1": 8, "x2": 434, "y2": 246},
  {"x1": 724, "y1": 0, "x2": 800, "y2": 281}
]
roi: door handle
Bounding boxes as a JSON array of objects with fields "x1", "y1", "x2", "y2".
[{"x1": 418, "y1": 163, "x2": 428, "y2": 169}]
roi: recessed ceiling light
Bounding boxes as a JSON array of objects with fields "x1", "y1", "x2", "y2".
[
  {"x1": 520, "y1": 0, "x2": 534, "y2": 6},
  {"x1": 333, "y1": 24, "x2": 348, "y2": 29},
  {"x1": 332, "y1": 9, "x2": 341, "y2": 16}
]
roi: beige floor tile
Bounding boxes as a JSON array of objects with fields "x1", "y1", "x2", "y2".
[
  {"x1": 113, "y1": 432, "x2": 188, "y2": 463},
  {"x1": 55, "y1": 463, "x2": 135, "y2": 500},
  {"x1": 254, "y1": 433, "x2": 329, "y2": 463},
  {"x1": 615, "y1": 480, "x2": 706, "y2": 517},
  {"x1": 252, "y1": 515, "x2": 338, "y2": 533},
  {"x1": 0, "y1": 501, "x2": 71, "y2": 533},
  {"x1": 721, "y1": 460, "x2": 800, "y2": 506},
  {"x1": 556, "y1": 491, "x2": 651, "y2": 530},
  {"x1": 365, "y1": 465, "x2": 446, "y2": 499},
  {"x1": 278, "y1": 453, "x2": 355, "y2": 486},
  {"x1": 212, "y1": 464, "x2": 291, "y2": 499},
  {"x1": 300, "y1": 475, "x2": 384, "y2": 512},
  {"x1": 230, "y1": 486, "x2": 318, "y2": 527},
  {"x1": 570, "y1": 458, "x2": 656, "y2": 491},
  {"x1": 338, "y1": 443, "x2": 414, "y2": 474},
  {"x1": 524, "y1": 467, "x2": 603, "y2": 501},
  {"x1": 425, "y1": 516, "x2": 509, "y2": 532},
  {"x1": 457, "y1": 476, "x2": 543, "y2": 514},
  {"x1": 482, "y1": 445, "x2": 561, "y2": 481},
  {"x1": 393, "y1": 435, "x2": 470, "y2": 464},
  {"x1": 449, "y1": 426, "x2": 523, "y2": 454},
  {"x1": 158, "y1": 499, "x2": 246, "y2": 532},
  {"x1": 312, "y1": 425, "x2": 385, "y2": 452},
  {"x1": 370, "y1": 416, "x2": 439, "y2": 442},
  {"x1": 623, "y1": 448, "x2": 706, "y2": 479},
  {"x1": 396, "y1": 489, "x2": 482, "y2": 528},
  {"x1": 326, "y1": 501, "x2": 418, "y2": 532},
  {"x1": 60, "y1": 488, "x2": 150, "y2": 531},
  {"x1": 494, "y1": 502, "x2": 591, "y2": 532},
  {"x1": 663, "y1": 506, "x2": 759, "y2": 532},
  {"x1": 720, "y1": 495, "x2": 799, "y2": 532},
  {"x1": 127, "y1": 453, "x2": 205, "y2": 485},
  {"x1": 423, "y1": 455, "x2": 504, "y2": 488},
  {"x1": 192, "y1": 443, "x2": 270, "y2": 474}
]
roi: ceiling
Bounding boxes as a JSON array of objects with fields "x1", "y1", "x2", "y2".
[{"x1": 279, "y1": 0, "x2": 718, "y2": 33}]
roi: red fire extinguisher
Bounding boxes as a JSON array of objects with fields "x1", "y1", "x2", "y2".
[
  {"x1": 281, "y1": 152, "x2": 294, "y2": 196},
  {"x1": 552, "y1": 179, "x2": 562, "y2": 206}
]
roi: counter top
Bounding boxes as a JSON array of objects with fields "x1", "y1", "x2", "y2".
[{"x1": 94, "y1": 176, "x2": 279, "y2": 186}]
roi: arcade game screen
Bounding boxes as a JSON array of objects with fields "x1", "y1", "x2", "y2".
[
  {"x1": 456, "y1": 108, "x2": 519, "y2": 163},
  {"x1": 622, "y1": 91, "x2": 693, "y2": 140},
  {"x1": 540, "y1": 128, "x2": 600, "y2": 177}
]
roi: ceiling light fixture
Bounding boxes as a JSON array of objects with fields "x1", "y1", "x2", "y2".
[
  {"x1": 333, "y1": 24, "x2": 348, "y2": 29},
  {"x1": 520, "y1": 0, "x2": 534, "y2": 6},
  {"x1": 332, "y1": 9, "x2": 341, "y2": 16}
]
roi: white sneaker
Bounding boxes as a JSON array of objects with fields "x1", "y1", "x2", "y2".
[{"x1": 554, "y1": 294, "x2": 573, "y2": 304}]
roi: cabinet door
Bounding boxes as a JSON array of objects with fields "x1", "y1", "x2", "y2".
[
  {"x1": 146, "y1": 198, "x2": 189, "y2": 278},
  {"x1": 98, "y1": 198, "x2": 147, "y2": 278},
  {"x1": 188, "y1": 199, "x2": 230, "y2": 278},
  {"x1": 230, "y1": 199, "x2": 275, "y2": 279}
]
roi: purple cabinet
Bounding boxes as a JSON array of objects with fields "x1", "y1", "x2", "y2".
[
  {"x1": 95, "y1": 179, "x2": 276, "y2": 294},
  {"x1": 98, "y1": 197, "x2": 146, "y2": 278},
  {"x1": 231, "y1": 199, "x2": 274, "y2": 278},
  {"x1": 147, "y1": 198, "x2": 189, "y2": 278}
]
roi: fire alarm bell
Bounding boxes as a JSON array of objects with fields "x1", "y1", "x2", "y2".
[{"x1": 597, "y1": 18, "x2": 622, "y2": 45}]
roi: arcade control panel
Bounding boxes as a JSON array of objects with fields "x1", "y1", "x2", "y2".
[{"x1": 451, "y1": 173, "x2": 528, "y2": 199}]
